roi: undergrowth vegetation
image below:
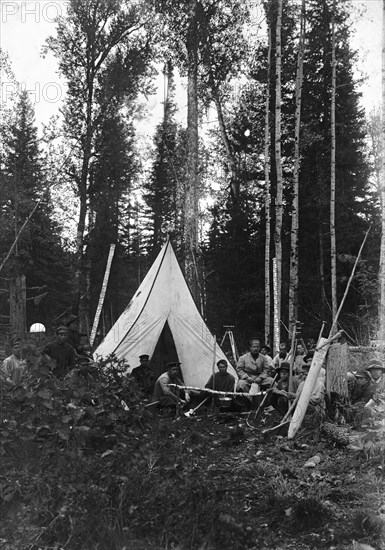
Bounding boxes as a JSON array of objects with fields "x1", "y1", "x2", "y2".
[{"x1": 1, "y1": 355, "x2": 384, "y2": 549}]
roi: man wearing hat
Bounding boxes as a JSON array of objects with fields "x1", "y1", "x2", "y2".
[
  {"x1": 347, "y1": 369, "x2": 374, "y2": 405},
  {"x1": 270, "y1": 362, "x2": 299, "y2": 416},
  {"x1": 1, "y1": 337, "x2": 26, "y2": 388},
  {"x1": 365, "y1": 359, "x2": 385, "y2": 394},
  {"x1": 42, "y1": 326, "x2": 77, "y2": 379},
  {"x1": 151, "y1": 362, "x2": 191, "y2": 415},
  {"x1": 131, "y1": 354, "x2": 154, "y2": 397}
]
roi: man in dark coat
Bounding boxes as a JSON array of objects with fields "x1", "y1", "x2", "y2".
[
  {"x1": 347, "y1": 370, "x2": 374, "y2": 404},
  {"x1": 131, "y1": 354, "x2": 155, "y2": 397},
  {"x1": 205, "y1": 359, "x2": 236, "y2": 406},
  {"x1": 43, "y1": 326, "x2": 77, "y2": 379}
]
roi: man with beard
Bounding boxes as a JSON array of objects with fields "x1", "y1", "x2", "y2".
[{"x1": 236, "y1": 338, "x2": 273, "y2": 393}]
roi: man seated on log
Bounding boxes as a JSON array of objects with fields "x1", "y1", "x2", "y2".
[
  {"x1": 151, "y1": 362, "x2": 191, "y2": 416},
  {"x1": 1, "y1": 337, "x2": 26, "y2": 389},
  {"x1": 270, "y1": 362, "x2": 299, "y2": 416},
  {"x1": 42, "y1": 326, "x2": 77, "y2": 379},
  {"x1": 205, "y1": 359, "x2": 236, "y2": 406},
  {"x1": 236, "y1": 338, "x2": 274, "y2": 401},
  {"x1": 131, "y1": 354, "x2": 155, "y2": 398}
]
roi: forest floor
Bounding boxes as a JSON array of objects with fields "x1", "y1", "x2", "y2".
[
  {"x1": 1, "y1": 387, "x2": 385, "y2": 550},
  {"x1": 126, "y1": 406, "x2": 385, "y2": 550}
]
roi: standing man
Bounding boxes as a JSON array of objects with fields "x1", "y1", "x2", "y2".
[
  {"x1": 236, "y1": 338, "x2": 273, "y2": 393},
  {"x1": 293, "y1": 343, "x2": 306, "y2": 376},
  {"x1": 1, "y1": 337, "x2": 26, "y2": 388},
  {"x1": 151, "y1": 362, "x2": 191, "y2": 415},
  {"x1": 43, "y1": 326, "x2": 77, "y2": 379},
  {"x1": 131, "y1": 354, "x2": 154, "y2": 397}
]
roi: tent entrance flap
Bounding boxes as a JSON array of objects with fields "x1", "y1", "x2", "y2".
[{"x1": 150, "y1": 321, "x2": 179, "y2": 380}]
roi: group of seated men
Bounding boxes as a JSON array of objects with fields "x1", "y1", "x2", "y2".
[
  {"x1": 140, "y1": 338, "x2": 319, "y2": 416},
  {"x1": 141, "y1": 336, "x2": 384, "y2": 418}
]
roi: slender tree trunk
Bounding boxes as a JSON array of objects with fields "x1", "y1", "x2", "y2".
[
  {"x1": 184, "y1": 0, "x2": 200, "y2": 303},
  {"x1": 211, "y1": 90, "x2": 239, "y2": 200},
  {"x1": 379, "y1": 0, "x2": 385, "y2": 342},
  {"x1": 264, "y1": 23, "x2": 272, "y2": 347},
  {"x1": 73, "y1": 81, "x2": 94, "y2": 334},
  {"x1": 273, "y1": 0, "x2": 283, "y2": 351},
  {"x1": 288, "y1": 0, "x2": 305, "y2": 333},
  {"x1": 330, "y1": 0, "x2": 338, "y2": 328}
]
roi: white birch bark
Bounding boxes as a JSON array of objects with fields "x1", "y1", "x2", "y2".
[
  {"x1": 274, "y1": 0, "x2": 283, "y2": 351},
  {"x1": 330, "y1": 0, "x2": 338, "y2": 327},
  {"x1": 288, "y1": 0, "x2": 305, "y2": 331},
  {"x1": 379, "y1": 0, "x2": 385, "y2": 342},
  {"x1": 264, "y1": 23, "x2": 272, "y2": 346}
]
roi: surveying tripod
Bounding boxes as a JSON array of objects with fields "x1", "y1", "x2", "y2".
[{"x1": 220, "y1": 326, "x2": 239, "y2": 364}]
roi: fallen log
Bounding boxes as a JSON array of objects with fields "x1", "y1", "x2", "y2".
[{"x1": 166, "y1": 384, "x2": 262, "y2": 397}]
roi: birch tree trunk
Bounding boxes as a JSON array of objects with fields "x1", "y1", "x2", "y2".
[
  {"x1": 288, "y1": 0, "x2": 305, "y2": 332},
  {"x1": 274, "y1": 0, "x2": 283, "y2": 351},
  {"x1": 330, "y1": 0, "x2": 338, "y2": 327},
  {"x1": 379, "y1": 0, "x2": 385, "y2": 342},
  {"x1": 264, "y1": 22, "x2": 272, "y2": 347},
  {"x1": 184, "y1": 0, "x2": 200, "y2": 304}
]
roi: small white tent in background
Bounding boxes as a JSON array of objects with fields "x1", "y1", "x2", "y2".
[
  {"x1": 30, "y1": 323, "x2": 46, "y2": 334},
  {"x1": 94, "y1": 239, "x2": 237, "y2": 388},
  {"x1": 30, "y1": 323, "x2": 46, "y2": 343}
]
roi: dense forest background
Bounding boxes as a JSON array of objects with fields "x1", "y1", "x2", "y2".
[{"x1": 0, "y1": 0, "x2": 383, "y2": 351}]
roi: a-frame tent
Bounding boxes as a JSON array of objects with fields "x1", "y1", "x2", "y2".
[{"x1": 94, "y1": 239, "x2": 237, "y2": 388}]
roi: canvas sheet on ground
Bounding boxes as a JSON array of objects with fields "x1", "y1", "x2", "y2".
[{"x1": 94, "y1": 239, "x2": 237, "y2": 389}]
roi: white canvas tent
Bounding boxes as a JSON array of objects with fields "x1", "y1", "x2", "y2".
[{"x1": 94, "y1": 239, "x2": 237, "y2": 388}]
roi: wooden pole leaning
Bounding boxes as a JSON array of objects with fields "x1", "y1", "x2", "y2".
[
  {"x1": 246, "y1": 373, "x2": 279, "y2": 428},
  {"x1": 262, "y1": 393, "x2": 300, "y2": 435},
  {"x1": 211, "y1": 335, "x2": 217, "y2": 413}
]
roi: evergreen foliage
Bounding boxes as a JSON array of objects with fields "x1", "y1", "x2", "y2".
[
  {"x1": 0, "y1": 91, "x2": 72, "y2": 330},
  {"x1": 143, "y1": 64, "x2": 187, "y2": 258}
]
